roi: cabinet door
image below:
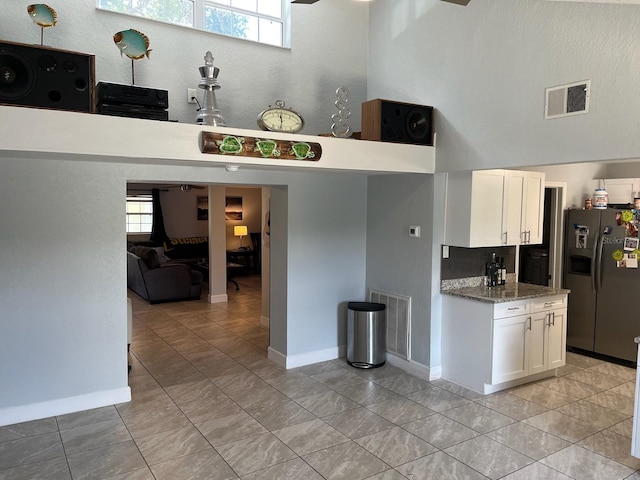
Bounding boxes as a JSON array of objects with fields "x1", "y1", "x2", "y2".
[
  {"x1": 529, "y1": 312, "x2": 548, "y2": 375},
  {"x1": 492, "y1": 314, "x2": 529, "y2": 384},
  {"x1": 504, "y1": 171, "x2": 525, "y2": 246},
  {"x1": 547, "y1": 308, "x2": 566, "y2": 369},
  {"x1": 470, "y1": 170, "x2": 507, "y2": 247},
  {"x1": 523, "y1": 171, "x2": 545, "y2": 245}
]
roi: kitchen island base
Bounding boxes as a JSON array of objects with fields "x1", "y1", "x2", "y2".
[{"x1": 442, "y1": 285, "x2": 569, "y2": 395}]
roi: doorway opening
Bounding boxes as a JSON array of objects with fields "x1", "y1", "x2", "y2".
[{"x1": 518, "y1": 182, "x2": 567, "y2": 288}]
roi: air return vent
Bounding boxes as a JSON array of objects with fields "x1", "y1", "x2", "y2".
[
  {"x1": 545, "y1": 80, "x2": 590, "y2": 119},
  {"x1": 368, "y1": 289, "x2": 411, "y2": 360}
]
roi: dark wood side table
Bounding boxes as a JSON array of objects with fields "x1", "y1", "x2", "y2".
[{"x1": 226, "y1": 249, "x2": 259, "y2": 274}]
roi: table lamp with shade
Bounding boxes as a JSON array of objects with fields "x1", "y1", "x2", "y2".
[{"x1": 234, "y1": 225, "x2": 248, "y2": 249}]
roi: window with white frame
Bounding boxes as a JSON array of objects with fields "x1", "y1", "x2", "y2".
[
  {"x1": 126, "y1": 195, "x2": 153, "y2": 234},
  {"x1": 97, "y1": 0, "x2": 289, "y2": 47}
]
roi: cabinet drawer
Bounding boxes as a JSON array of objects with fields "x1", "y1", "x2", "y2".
[
  {"x1": 493, "y1": 301, "x2": 530, "y2": 319},
  {"x1": 532, "y1": 295, "x2": 567, "y2": 313}
]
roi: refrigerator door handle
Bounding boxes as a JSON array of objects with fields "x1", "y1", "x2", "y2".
[
  {"x1": 591, "y1": 233, "x2": 599, "y2": 294},
  {"x1": 596, "y1": 232, "x2": 605, "y2": 293}
]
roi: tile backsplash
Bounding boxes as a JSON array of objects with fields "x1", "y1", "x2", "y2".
[{"x1": 440, "y1": 245, "x2": 516, "y2": 283}]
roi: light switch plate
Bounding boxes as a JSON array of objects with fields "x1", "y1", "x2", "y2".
[{"x1": 409, "y1": 225, "x2": 421, "y2": 238}]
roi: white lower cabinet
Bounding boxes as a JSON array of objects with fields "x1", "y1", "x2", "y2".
[
  {"x1": 442, "y1": 293, "x2": 567, "y2": 394},
  {"x1": 492, "y1": 297, "x2": 566, "y2": 385}
]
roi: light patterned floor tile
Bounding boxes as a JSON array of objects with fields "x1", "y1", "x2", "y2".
[
  {"x1": 365, "y1": 397, "x2": 435, "y2": 424},
  {"x1": 584, "y1": 390, "x2": 635, "y2": 416},
  {"x1": 442, "y1": 402, "x2": 516, "y2": 433},
  {"x1": 295, "y1": 390, "x2": 359, "y2": 418},
  {"x1": 302, "y1": 441, "x2": 388, "y2": 480},
  {"x1": 402, "y1": 413, "x2": 479, "y2": 449},
  {"x1": 0, "y1": 433, "x2": 65, "y2": 470},
  {"x1": 555, "y1": 399, "x2": 630, "y2": 430},
  {"x1": 487, "y1": 421, "x2": 569, "y2": 460},
  {"x1": 197, "y1": 411, "x2": 267, "y2": 447},
  {"x1": 0, "y1": 456, "x2": 71, "y2": 480},
  {"x1": 323, "y1": 407, "x2": 395, "y2": 439},
  {"x1": 66, "y1": 440, "x2": 147, "y2": 480},
  {"x1": 406, "y1": 385, "x2": 470, "y2": 412},
  {"x1": 500, "y1": 462, "x2": 572, "y2": 479},
  {"x1": 540, "y1": 444, "x2": 634, "y2": 480},
  {"x1": 523, "y1": 410, "x2": 602, "y2": 443},
  {"x1": 476, "y1": 392, "x2": 548, "y2": 420},
  {"x1": 444, "y1": 435, "x2": 534, "y2": 479},
  {"x1": 271, "y1": 418, "x2": 349, "y2": 456},
  {"x1": 244, "y1": 400, "x2": 316, "y2": 431},
  {"x1": 215, "y1": 432, "x2": 297, "y2": 477},
  {"x1": 578, "y1": 429, "x2": 640, "y2": 470},
  {"x1": 133, "y1": 425, "x2": 211, "y2": 465},
  {"x1": 509, "y1": 383, "x2": 577, "y2": 409},
  {"x1": 60, "y1": 418, "x2": 131, "y2": 454},
  {"x1": 239, "y1": 458, "x2": 323, "y2": 480},
  {"x1": 396, "y1": 451, "x2": 489, "y2": 480},
  {"x1": 149, "y1": 448, "x2": 237, "y2": 480},
  {"x1": 355, "y1": 426, "x2": 437, "y2": 467}
]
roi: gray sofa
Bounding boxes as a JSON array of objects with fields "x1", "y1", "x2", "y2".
[{"x1": 127, "y1": 246, "x2": 202, "y2": 304}]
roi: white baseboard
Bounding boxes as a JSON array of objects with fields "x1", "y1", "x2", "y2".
[
  {"x1": 384, "y1": 353, "x2": 435, "y2": 381},
  {"x1": 268, "y1": 345, "x2": 347, "y2": 369},
  {"x1": 260, "y1": 315, "x2": 269, "y2": 327},
  {"x1": 0, "y1": 387, "x2": 131, "y2": 427},
  {"x1": 208, "y1": 293, "x2": 228, "y2": 304}
]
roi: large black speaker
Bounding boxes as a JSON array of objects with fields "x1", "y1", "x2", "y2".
[
  {"x1": 0, "y1": 41, "x2": 95, "y2": 113},
  {"x1": 362, "y1": 99, "x2": 434, "y2": 146}
]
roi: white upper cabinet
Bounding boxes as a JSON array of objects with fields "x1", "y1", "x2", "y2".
[{"x1": 445, "y1": 169, "x2": 545, "y2": 247}]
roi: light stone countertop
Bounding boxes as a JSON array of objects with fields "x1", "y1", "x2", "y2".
[{"x1": 441, "y1": 282, "x2": 570, "y2": 304}]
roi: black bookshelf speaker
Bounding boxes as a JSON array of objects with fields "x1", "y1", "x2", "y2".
[
  {"x1": 0, "y1": 41, "x2": 95, "y2": 113},
  {"x1": 362, "y1": 99, "x2": 434, "y2": 146}
]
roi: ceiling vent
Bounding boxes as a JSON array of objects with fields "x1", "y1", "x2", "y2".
[{"x1": 545, "y1": 80, "x2": 590, "y2": 119}]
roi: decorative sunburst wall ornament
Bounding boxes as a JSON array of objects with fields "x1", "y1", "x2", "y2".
[
  {"x1": 113, "y1": 29, "x2": 152, "y2": 85},
  {"x1": 27, "y1": 4, "x2": 57, "y2": 46}
]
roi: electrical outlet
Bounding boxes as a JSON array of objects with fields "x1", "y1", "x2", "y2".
[{"x1": 187, "y1": 88, "x2": 197, "y2": 104}]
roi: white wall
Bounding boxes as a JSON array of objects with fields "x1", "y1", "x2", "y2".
[
  {"x1": 368, "y1": 0, "x2": 640, "y2": 172},
  {"x1": 1, "y1": 0, "x2": 368, "y2": 135}
]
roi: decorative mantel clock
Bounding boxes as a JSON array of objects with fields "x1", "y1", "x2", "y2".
[{"x1": 257, "y1": 100, "x2": 304, "y2": 133}]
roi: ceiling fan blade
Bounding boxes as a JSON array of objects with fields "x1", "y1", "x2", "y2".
[
  {"x1": 441, "y1": 0, "x2": 471, "y2": 5},
  {"x1": 291, "y1": 0, "x2": 321, "y2": 3}
]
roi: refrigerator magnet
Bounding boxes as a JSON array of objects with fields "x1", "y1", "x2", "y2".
[
  {"x1": 612, "y1": 249, "x2": 624, "y2": 261},
  {"x1": 624, "y1": 237, "x2": 639, "y2": 251}
]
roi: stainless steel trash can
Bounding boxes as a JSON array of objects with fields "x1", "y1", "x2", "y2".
[{"x1": 347, "y1": 302, "x2": 386, "y2": 368}]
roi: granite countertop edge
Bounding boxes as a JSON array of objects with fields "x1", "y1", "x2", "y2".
[{"x1": 441, "y1": 283, "x2": 571, "y2": 304}]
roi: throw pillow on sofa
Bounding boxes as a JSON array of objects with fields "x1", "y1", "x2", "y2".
[
  {"x1": 130, "y1": 246, "x2": 161, "y2": 269},
  {"x1": 163, "y1": 237, "x2": 208, "y2": 259}
]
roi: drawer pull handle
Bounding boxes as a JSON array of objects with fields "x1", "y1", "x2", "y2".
[{"x1": 507, "y1": 307, "x2": 520, "y2": 311}]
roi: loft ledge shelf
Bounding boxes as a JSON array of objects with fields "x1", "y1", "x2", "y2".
[{"x1": 0, "y1": 105, "x2": 435, "y2": 174}]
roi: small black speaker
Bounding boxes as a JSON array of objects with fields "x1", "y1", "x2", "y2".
[
  {"x1": 0, "y1": 41, "x2": 95, "y2": 113},
  {"x1": 362, "y1": 99, "x2": 434, "y2": 146}
]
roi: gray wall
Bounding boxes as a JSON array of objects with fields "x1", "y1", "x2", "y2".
[
  {"x1": 368, "y1": 0, "x2": 640, "y2": 172},
  {"x1": 366, "y1": 174, "x2": 433, "y2": 366},
  {"x1": 0, "y1": 156, "x2": 367, "y2": 415},
  {"x1": 1, "y1": 0, "x2": 368, "y2": 134}
]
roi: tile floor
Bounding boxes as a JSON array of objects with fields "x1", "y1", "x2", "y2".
[{"x1": 2, "y1": 275, "x2": 640, "y2": 479}]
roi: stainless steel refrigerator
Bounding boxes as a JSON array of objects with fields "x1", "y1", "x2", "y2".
[{"x1": 564, "y1": 208, "x2": 640, "y2": 363}]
